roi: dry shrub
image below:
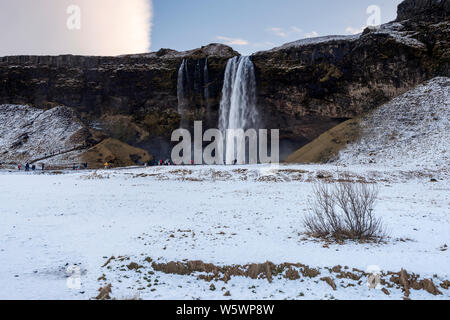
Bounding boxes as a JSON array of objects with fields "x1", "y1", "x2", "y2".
[{"x1": 303, "y1": 180, "x2": 385, "y2": 241}]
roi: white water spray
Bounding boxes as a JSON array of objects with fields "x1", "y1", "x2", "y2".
[
  {"x1": 204, "y1": 58, "x2": 211, "y2": 124},
  {"x1": 219, "y1": 56, "x2": 259, "y2": 163},
  {"x1": 177, "y1": 59, "x2": 189, "y2": 128}
]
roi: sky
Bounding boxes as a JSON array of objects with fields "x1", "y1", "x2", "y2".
[
  {"x1": 0, "y1": 0, "x2": 152, "y2": 56},
  {"x1": 152, "y1": 0, "x2": 403, "y2": 55},
  {"x1": 0, "y1": 0, "x2": 403, "y2": 56}
]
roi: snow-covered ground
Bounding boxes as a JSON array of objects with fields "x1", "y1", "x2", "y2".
[
  {"x1": 0, "y1": 104, "x2": 87, "y2": 166},
  {"x1": 337, "y1": 77, "x2": 449, "y2": 168},
  {"x1": 0, "y1": 164, "x2": 448, "y2": 300}
]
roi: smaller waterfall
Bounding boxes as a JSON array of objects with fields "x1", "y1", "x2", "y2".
[
  {"x1": 219, "y1": 56, "x2": 259, "y2": 164},
  {"x1": 204, "y1": 58, "x2": 211, "y2": 125},
  {"x1": 177, "y1": 59, "x2": 189, "y2": 128}
]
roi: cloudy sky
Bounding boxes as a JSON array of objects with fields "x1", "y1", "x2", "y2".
[
  {"x1": 0, "y1": 0, "x2": 152, "y2": 56},
  {"x1": 0, "y1": 0, "x2": 403, "y2": 56}
]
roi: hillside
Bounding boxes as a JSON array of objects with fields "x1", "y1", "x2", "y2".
[
  {"x1": 0, "y1": 104, "x2": 152, "y2": 168},
  {"x1": 0, "y1": 104, "x2": 91, "y2": 165},
  {"x1": 336, "y1": 77, "x2": 449, "y2": 169},
  {"x1": 286, "y1": 77, "x2": 450, "y2": 170}
]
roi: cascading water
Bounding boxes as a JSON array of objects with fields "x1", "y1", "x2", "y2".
[
  {"x1": 219, "y1": 56, "x2": 259, "y2": 164},
  {"x1": 204, "y1": 58, "x2": 211, "y2": 125},
  {"x1": 177, "y1": 59, "x2": 189, "y2": 128}
]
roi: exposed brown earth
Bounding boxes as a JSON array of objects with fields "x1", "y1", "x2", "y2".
[{"x1": 100, "y1": 256, "x2": 449, "y2": 299}]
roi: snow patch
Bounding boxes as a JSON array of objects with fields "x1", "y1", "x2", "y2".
[{"x1": 336, "y1": 77, "x2": 450, "y2": 169}]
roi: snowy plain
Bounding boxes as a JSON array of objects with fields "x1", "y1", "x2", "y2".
[{"x1": 0, "y1": 164, "x2": 448, "y2": 300}]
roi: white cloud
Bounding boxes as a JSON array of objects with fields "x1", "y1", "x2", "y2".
[
  {"x1": 252, "y1": 41, "x2": 276, "y2": 48},
  {"x1": 216, "y1": 36, "x2": 249, "y2": 46},
  {"x1": 304, "y1": 31, "x2": 319, "y2": 38},
  {"x1": 345, "y1": 26, "x2": 365, "y2": 35},
  {"x1": 290, "y1": 26, "x2": 302, "y2": 34},
  {"x1": 267, "y1": 26, "x2": 302, "y2": 38},
  {"x1": 0, "y1": 0, "x2": 153, "y2": 56},
  {"x1": 267, "y1": 27, "x2": 288, "y2": 38}
]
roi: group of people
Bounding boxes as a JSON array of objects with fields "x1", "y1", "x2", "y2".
[
  {"x1": 73, "y1": 163, "x2": 88, "y2": 170},
  {"x1": 145, "y1": 159, "x2": 173, "y2": 167},
  {"x1": 17, "y1": 163, "x2": 45, "y2": 171}
]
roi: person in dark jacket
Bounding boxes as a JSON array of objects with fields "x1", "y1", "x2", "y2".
[{"x1": 25, "y1": 163, "x2": 30, "y2": 171}]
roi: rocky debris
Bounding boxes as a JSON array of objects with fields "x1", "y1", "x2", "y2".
[
  {"x1": 441, "y1": 280, "x2": 450, "y2": 289},
  {"x1": 382, "y1": 288, "x2": 391, "y2": 296},
  {"x1": 390, "y1": 269, "x2": 443, "y2": 298},
  {"x1": 102, "y1": 256, "x2": 115, "y2": 268},
  {"x1": 420, "y1": 279, "x2": 443, "y2": 295},
  {"x1": 151, "y1": 260, "x2": 276, "y2": 283},
  {"x1": 285, "y1": 268, "x2": 301, "y2": 280},
  {"x1": 127, "y1": 262, "x2": 142, "y2": 271},
  {"x1": 320, "y1": 277, "x2": 337, "y2": 290},
  {"x1": 102, "y1": 256, "x2": 450, "y2": 299},
  {"x1": 96, "y1": 284, "x2": 112, "y2": 300}
]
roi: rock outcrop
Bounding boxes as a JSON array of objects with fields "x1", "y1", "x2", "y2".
[
  {"x1": 286, "y1": 77, "x2": 450, "y2": 167},
  {"x1": 0, "y1": 0, "x2": 448, "y2": 161},
  {"x1": 0, "y1": 44, "x2": 237, "y2": 160},
  {"x1": 252, "y1": 0, "x2": 449, "y2": 158},
  {"x1": 397, "y1": 0, "x2": 449, "y2": 22},
  {"x1": 0, "y1": 104, "x2": 152, "y2": 169}
]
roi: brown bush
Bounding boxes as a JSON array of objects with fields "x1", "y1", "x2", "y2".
[{"x1": 303, "y1": 180, "x2": 385, "y2": 241}]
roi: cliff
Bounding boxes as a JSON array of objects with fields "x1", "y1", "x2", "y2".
[
  {"x1": 252, "y1": 0, "x2": 449, "y2": 158},
  {"x1": 0, "y1": 0, "x2": 448, "y2": 161}
]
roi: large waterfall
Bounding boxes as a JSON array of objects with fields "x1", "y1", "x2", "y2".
[
  {"x1": 177, "y1": 59, "x2": 189, "y2": 128},
  {"x1": 219, "y1": 56, "x2": 259, "y2": 164}
]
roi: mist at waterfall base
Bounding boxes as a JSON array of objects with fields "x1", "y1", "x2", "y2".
[
  {"x1": 174, "y1": 56, "x2": 279, "y2": 165},
  {"x1": 219, "y1": 57, "x2": 261, "y2": 164}
]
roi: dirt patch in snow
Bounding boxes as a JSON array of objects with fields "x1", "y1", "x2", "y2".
[{"x1": 99, "y1": 256, "x2": 450, "y2": 300}]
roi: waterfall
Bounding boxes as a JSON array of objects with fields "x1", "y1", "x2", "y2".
[
  {"x1": 177, "y1": 59, "x2": 189, "y2": 128},
  {"x1": 204, "y1": 58, "x2": 211, "y2": 125},
  {"x1": 219, "y1": 56, "x2": 259, "y2": 164}
]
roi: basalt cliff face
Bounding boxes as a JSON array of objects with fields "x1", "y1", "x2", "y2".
[
  {"x1": 0, "y1": 0, "x2": 448, "y2": 161},
  {"x1": 0, "y1": 44, "x2": 238, "y2": 159},
  {"x1": 252, "y1": 0, "x2": 449, "y2": 158}
]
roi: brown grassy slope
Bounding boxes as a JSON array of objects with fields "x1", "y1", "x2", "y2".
[
  {"x1": 285, "y1": 118, "x2": 361, "y2": 164},
  {"x1": 82, "y1": 138, "x2": 153, "y2": 168}
]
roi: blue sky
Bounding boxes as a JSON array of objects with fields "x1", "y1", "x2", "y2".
[{"x1": 151, "y1": 0, "x2": 403, "y2": 55}]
